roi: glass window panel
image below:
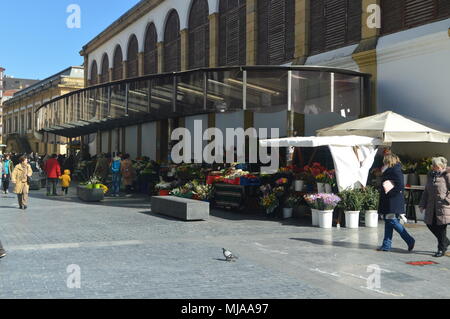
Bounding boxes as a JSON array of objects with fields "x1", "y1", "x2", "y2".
[
  {"x1": 110, "y1": 83, "x2": 127, "y2": 118},
  {"x1": 129, "y1": 80, "x2": 150, "y2": 116},
  {"x1": 175, "y1": 70, "x2": 205, "y2": 117},
  {"x1": 333, "y1": 73, "x2": 362, "y2": 118},
  {"x1": 245, "y1": 70, "x2": 288, "y2": 113},
  {"x1": 205, "y1": 69, "x2": 243, "y2": 113},
  {"x1": 150, "y1": 75, "x2": 174, "y2": 119}
]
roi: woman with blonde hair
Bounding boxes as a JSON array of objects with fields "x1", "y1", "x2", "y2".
[
  {"x1": 419, "y1": 157, "x2": 450, "y2": 257},
  {"x1": 378, "y1": 153, "x2": 415, "y2": 252}
]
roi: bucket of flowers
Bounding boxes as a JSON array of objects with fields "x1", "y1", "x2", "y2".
[
  {"x1": 304, "y1": 193, "x2": 341, "y2": 228},
  {"x1": 193, "y1": 183, "x2": 213, "y2": 202},
  {"x1": 155, "y1": 181, "x2": 174, "y2": 196},
  {"x1": 260, "y1": 193, "x2": 279, "y2": 215}
]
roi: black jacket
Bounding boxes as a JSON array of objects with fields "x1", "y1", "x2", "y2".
[{"x1": 378, "y1": 163, "x2": 405, "y2": 216}]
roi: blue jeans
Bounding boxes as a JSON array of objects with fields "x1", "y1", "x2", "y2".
[
  {"x1": 111, "y1": 173, "x2": 121, "y2": 195},
  {"x1": 381, "y1": 218, "x2": 415, "y2": 250}
]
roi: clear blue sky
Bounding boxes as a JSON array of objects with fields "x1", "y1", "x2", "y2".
[{"x1": 0, "y1": 0, "x2": 141, "y2": 80}]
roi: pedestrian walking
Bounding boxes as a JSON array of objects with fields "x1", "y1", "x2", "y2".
[
  {"x1": 378, "y1": 153, "x2": 415, "y2": 252},
  {"x1": 11, "y1": 156, "x2": 32, "y2": 210},
  {"x1": 59, "y1": 169, "x2": 72, "y2": 195},
  {"x1": 121, "y1": 154, "x2": 135, "y2": 197},
  {"x1": 2, "y1": 154, "x2": 14, "y2": 194},
  {"x1": 44, "y1": 154, "x2": 61, "y2": 196},
  {"x1": 110, "y1": 153, "x2": 122, "y2": 197},
  {"x1": 419, "y1": 157, "x2": 450, "y2": 258}
]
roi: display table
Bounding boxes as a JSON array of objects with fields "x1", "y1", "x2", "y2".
[{"x1": 405, "y1": 185, "x2": 425, "y2": 223}]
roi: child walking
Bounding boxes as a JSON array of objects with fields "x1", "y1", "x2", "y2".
[{"x1": 59, "y1": 169, "x2": 71, "y2": 195}]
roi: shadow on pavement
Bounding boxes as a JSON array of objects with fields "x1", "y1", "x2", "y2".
[{"x1": 290, "y1": 237, "x2": 418, "y2": 255}]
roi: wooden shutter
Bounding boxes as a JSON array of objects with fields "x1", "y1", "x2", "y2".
[
  {"x1": 113, "y1": 46, "x2": 123, "y2": 81},
  {"x1": 285, "y1": 0, "x2": 295, "y2": 62},
  {"x1": 100, "y1": 55, "x2": 109, "y2": 83},
  {"x1": 268, "y1": 0, "x2": 286, "y2": 64},
  {"x1": 90, "y1": 61, "x2": 98, "y2": 86},
  {"x1": 219, "y1": 0, "x2": 246, "y2": 66},
  {"x1": 164, "y1": 10, "x2": 181, "y2": 73},
  {"x1": 404, "y1": 0, "x2": 435, "y2": 28},
  {"x1": 324, "y1": 0, "x2": 347, "y2": 50},
  {"x1": 310, "y1": 0, "x2": 325, "y2": 54},
  {"x1": 347, "y1": 0, "x2": 362, "y2": 44},
  {"x1": 188, "y1": 0, "x2": 210, "y2": 69},
  {"x1": 127, "y1": 36, "x2": 139, "y2": 78},
  {"x1": 144, "y1": 24, "x2": 158, "y2": 75},
  {"x1": 437, "y1": 0, "x2": 450, "y2": 17}
]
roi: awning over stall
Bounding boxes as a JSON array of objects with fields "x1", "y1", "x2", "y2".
[{"x1": 317, "y1": 111, "x2": 450, "y2": 144}]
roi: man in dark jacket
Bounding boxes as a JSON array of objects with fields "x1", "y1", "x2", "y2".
[
  {"x1": 378, "y1": 154, "x2": 415, "y2": 252},
  {"x1": 44, "y1": 154, "x2": 61, "y2": 196}
]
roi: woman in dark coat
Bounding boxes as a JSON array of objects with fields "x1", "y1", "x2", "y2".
[
  {"x1": 378, "y1": 154, "x2": 415, "y2": 252},
  {"x1": 419, "y1": 157, "x2": 450, "y2": 257}
]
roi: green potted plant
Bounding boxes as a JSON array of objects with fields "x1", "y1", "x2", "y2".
[
  {"x1": 416, "y1": 158, "x2": 432, "y2": 186},
  {"x1": 362, "y1": 186, "x2": 380, "y2": 228},
  {"x1": 338, "y1": 189, "x2": 365, "y2": 229},
  {"x1": 283, "y1": 194, "x2": 299, "y2": 219}
]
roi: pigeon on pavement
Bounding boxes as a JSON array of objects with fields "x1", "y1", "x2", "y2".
[{"x1": 223, "y1": 248, "x2": 238, "y2": 262}]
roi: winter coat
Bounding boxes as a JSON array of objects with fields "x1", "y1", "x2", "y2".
[
  {"x1": 121, "y1": 159, "x2": 135, "y2": 186},
  {"x1": 11, "y1": 163, "x2": 32, "y2": 194},
  {"x1": 44, "y1": 158, "x2": 61, "y2": 179},
  {"x1": 419, "y1": 168, "x2": 450, "y2": 226},
  {"x1": 2, "y1": 160, "x2": 14, "y2": 176},
  {"x1": 378, "y1": 163, "x2": 405, "y2": 215},
  {"x1": 59, "y1": 170, "x2": 72, "y2": 188}
]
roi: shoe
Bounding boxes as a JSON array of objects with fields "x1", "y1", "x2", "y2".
[
  {"x1": 434, "y1": 251, "x2": 445, "y2": 258},
  {"x1": 408, "y1": 239, "x2": 415, "y2": 252},
  {"x1": 377, "y1": 247, "x2": 390, "y2": 252},
  {"x1": 23, "y1": 206, "x2": 27, "y2": 210},
  {"x1": 0, "y1": 252, "x2": 6, "y2": 258}
]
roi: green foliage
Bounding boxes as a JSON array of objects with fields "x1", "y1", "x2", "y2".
[
  {"x1": 338, "y1": 188, "x2": 365, "y2": 211},
  {"x1": 416, "y1": 158, "x2": 432, "y2": 175},
  {"x1": 362, "y1": 186, "x2": 380, "y2": 210}
]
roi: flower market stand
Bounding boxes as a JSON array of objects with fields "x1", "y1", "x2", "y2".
[{"x1": 77, "y1": 185, "x2": 104, "y2": 202}]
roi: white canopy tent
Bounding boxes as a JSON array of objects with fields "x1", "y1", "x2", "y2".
[
  {"x1": 260, "y1": 135, "x2": 384, "y2": 191},
  {"x1": 316, "y1": 111, "x2": 450, "y2": 144}
]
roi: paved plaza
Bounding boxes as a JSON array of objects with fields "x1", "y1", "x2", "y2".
[{"x1": 0, "y1": 187, "x2": 449, "y2": 299}]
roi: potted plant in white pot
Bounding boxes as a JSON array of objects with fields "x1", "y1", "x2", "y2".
[
  {"x1": 339, "y1": 189, "x2": 364, "y2": 229},
  {"x1": 362, "y1": 186, "x2": 380, "y2": 228},
  {"x1": 416, "y1": 158, "x2": 431, "y2": 186},
  {"x1": 283, "y1": 194, "x2": 298, "y2": 219},
  {"x1": 304, "y1": 194, "x2": 341, "y2": 228}
]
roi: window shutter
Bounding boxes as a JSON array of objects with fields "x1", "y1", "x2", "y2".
[
  {"x1": 113, "y1": 47, "x2": 123, "y2": 81},
  {"x1": 268, "y1": 0, "x2": 286, "y2": 64},
  {"x1": 164, "y1": 11, "x2": 181, "y2": 73},
  {"x1": 381, "y1": 0, "x2": 404, "y2": 34},
  {"x1": 219, "y1": 0, "x2": 246, "y2": 66},
  {"x1": 324, "y1": 0, "x2": 347, "y2": 50},
  {"x1": 90, "y1": 62, "x2": 98, "y2": 86},
  {"x1": 257, "y1": 0, "x2": 269, "y2": 65},
  {"x1": 310, "y1": 0, "x2": 324, "y2": 54},
  {"x1": 285, "y1": 0, "x2": 296, "y2": 62},
  {"x1": 437, "y1": 0, "x2": 450, "y2": 17},
  {"x1": 347, "y1": 0, "x2": 362, "y2": 44},
  {"x1": 127, "y1": 36, "x2": 139, "y2": 78},
  {"x1": 144, "y1": 24, "x2": 158, "y2": 75},
  {"x1": 404, "y1": 0, "x2": 435, "y2": 28},
  {"x1": 188, "y1": 0, "x2": 209, "y2": 69},
  {"x1": 100, "y1": 56, "x2": 109, "y2": 83}
]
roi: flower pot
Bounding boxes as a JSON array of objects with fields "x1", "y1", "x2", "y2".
[
  {"x1": 294, "y1": 180, "x2": 304, "y2": 192},
  {"x1": 317, "y1": 183, "x2": 325, "y2": 193},
  {"x1": 408, "y1": 174, "x2": 419, "y2": 186},
  {"x1": 344, "y1": 211, "x2": 360, "y2": 229},
  {"x1": 311, "y1": 209, "x2": 319, "y2": 226},
  {"x1": 159, "y1": 190, "x2": 170, "y2": 196},
  {"x1": 324, "y1": 184, "x2": 332, "y2": 194},
  {"x1": 365, "y1": 210, "x2": 379, "y2": 228},
  {"x1": 415, "y1": 205, "x2": 425, "y2": 221},
  {"x1": 283, "y1": 208, "x2": 293, "y2": 219},
  {"x1": 317, "y1": 210, "x2": 334, "y2": 229},
  {"x1": 419, "y1": 174, "x2": 428, "y2": 187}
]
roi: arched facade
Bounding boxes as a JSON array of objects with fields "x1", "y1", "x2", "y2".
[
  {"x1": 112, "y1": 45, "x2": 124, "y2": 81},
  {"x1": 144, "y1": 23, "x2": 158, "y2": 75},
  {"x1": 89, "y1": 60, "x2": 98, "y2": 86},
  {"x1": 218, "y1": 0, "x2": 246, "y2": 66},
  {"x1": 127, "y1": 35, "x2": 139, "y2": 78},
  {"x1": 100, "y1": 54, "x2": 110, "y2": 84},
  {"x1": 188, "y1": 0, "x2": 210, "y2": 69},
  {"x1": 257, "y1": 0, "x2": 295, "y2": 65},
  {"x1": 164, "y1": 10, "x2": 181, "y2": 73}
]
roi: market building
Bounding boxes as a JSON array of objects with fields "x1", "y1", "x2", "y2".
[
  {"x1": 2, "y1": 66, "x2": 84, "y2": 154},
  {"x1": 36, "y1": 0, "x2": 450, "y2": 160}
]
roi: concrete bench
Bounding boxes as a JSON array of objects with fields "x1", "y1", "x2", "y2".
[{"x1": 151, "y1": 196, "x2": 209, "y2": 221}]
